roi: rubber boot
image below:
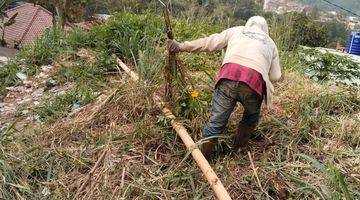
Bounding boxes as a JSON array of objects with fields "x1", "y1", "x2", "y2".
[
  {"x1": 200, "y1": 138, "x2": 218, "y2": 159},
  {"x1": 233, "y1": 124, "x2": 255, "y2": 151}
]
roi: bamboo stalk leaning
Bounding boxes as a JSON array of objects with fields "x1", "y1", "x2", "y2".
[{"x1": 114, "y1": 56, "x2": 232, "y2": 200}]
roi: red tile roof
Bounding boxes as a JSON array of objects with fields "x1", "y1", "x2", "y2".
[{"x1": 1, "y1": 3, "x2": 53, "y2": 47}]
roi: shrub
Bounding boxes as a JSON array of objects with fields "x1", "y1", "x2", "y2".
[
  {"x1": 269, "y1": 13, "x2": 330, "y2": 50},
  {"x1": 300, "y1": 49, "x2": 360, "y2": 86},
  {"x1": 323, "y1": 20, "x2": 350, "y2": 48}
]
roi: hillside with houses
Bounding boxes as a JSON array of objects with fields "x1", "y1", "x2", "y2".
[{"x1": 296, "y1": 0, "x2": 360, "y2": 16}]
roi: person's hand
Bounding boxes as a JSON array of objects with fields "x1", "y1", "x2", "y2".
[{"x1": 167, "y1": 39, "x2": 181, "y2": 53}]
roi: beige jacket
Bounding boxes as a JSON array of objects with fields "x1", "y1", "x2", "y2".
[{"x1": 179, "y1": 16, "x2": 281, "y2": 107}]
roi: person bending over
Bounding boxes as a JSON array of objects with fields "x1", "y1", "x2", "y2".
[{"x1": 168, "y1": 16, "x2": 282, "y2": 158}]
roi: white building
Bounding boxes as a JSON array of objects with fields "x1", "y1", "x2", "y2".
[
  {"x1": 263, "y1": 0, "x2": 312, "y2": 14},
  {"x1": 348, "y1": 16, "x2": 360, "y2": 30}
]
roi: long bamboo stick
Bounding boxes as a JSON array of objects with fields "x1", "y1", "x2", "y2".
[
  {"x1": 114, "y1": 56, "x2": 232, "y2": 200},
  {"x1": 163, "y1": 4, "x2": 175, "y2": 103}
]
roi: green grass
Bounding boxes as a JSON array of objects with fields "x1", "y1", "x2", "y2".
[
  {"x1": 35, "y1": 86, "x2": 98, "y2": 123},
  {"x1": 0, "y1": 60, "x2": 20, "y2": 98}
]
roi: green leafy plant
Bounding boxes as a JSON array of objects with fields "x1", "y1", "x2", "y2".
[{"x1": 300, "y1": 49, "x2": 360, "y2": 86}]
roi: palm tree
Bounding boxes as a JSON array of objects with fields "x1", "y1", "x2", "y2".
[{"x1": 0, "y1": 0, "x2": 18, "y2": 46}]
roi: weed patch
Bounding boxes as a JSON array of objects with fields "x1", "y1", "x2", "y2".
[{"x1": 35, "y1": 87, "x2": 98, "y2": 123}]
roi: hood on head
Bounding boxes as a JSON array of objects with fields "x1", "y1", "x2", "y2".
[{"x1": 245, "y1": 16, "x2": 269, "y2": 35}]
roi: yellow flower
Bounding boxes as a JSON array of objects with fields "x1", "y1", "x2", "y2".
[{"x1": 190, "y1": 90, "x2": 199, "y2": 98}]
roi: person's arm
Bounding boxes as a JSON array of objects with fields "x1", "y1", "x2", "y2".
[
  {"x1": 179, "y1": 28, "x2": 234, "y2": 52},
  {"x1": 269, "y1": 46, "x2": 281, "y2": 82}
]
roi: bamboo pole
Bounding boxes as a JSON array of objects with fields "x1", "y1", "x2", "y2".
[
  {"x1": 163, "y1": 4, "x2": 175, "y2": 103},
  {"x1": 114, "y1": 56, "x2": 232, "y2": 200},
  {"x1": 113, "y1": 55, "x2": 139, "y2": 81},
  {"x1": 158, "y1": 1, "x2": 186, "y2": 103}
]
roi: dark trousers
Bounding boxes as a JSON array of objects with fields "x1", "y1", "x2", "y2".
[{"x1": 204, "y1": 79, "x2": 263, "y2": 138}]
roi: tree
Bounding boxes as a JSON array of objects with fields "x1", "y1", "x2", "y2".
[
  {"x1": 324, "y1": 20, "x2": 350, "y2": 47},
  {"x1": 233, "y1": 0, "x2": 259, "y2": 21},
  {"x1": 0, "y1": 0, "x2": 18, "y2": 46},
  {"x1": 286, "y1": 13, "x2": 329, "y2": 48},
  {"x1": 29, "y1": 0, "x2": 88, "y2": 28}
]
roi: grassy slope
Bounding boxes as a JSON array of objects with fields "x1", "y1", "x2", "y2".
[{"x1": 0, "y1": 13, "x2": 359, "y2": 199}]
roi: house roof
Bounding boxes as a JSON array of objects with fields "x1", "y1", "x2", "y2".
[{"x1": 1, "y1": 3, "x2": 53, "y2": 46}]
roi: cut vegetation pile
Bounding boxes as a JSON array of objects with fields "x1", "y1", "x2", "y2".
[{"x1": 0, "y1": 12, "x2": 359, "y2": 199}]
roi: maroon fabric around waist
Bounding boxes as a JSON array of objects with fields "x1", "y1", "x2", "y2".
[{"x1": 215, "y1": 63, "x2": 265, "y2": 96}]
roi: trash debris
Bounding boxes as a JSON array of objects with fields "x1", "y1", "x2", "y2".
[
  {"x1": 0, "y1": 56, "x2": 8, "y2": 64},
  {"x1": 46, "y1": 79, "x2": 57, "y2": 89},
  {"x1": 49, "y1": 79, "x2": 57, "y2": 85},
  {"x1": 72, "y1": 103, "x2": 81, "y2": 111},
  {"x1": 32, "y1": 88, "x2": 44, "y2": 98},
  {"x1": 41, "y1": 65, "x2": 53, "y2": 73},
  {"x1": 6, "y1": 86, "x2": 26, "y2": 93},
  {"x1": 49, "y1": 87, "x2": 58, "y2": 94},
  {"x1": 25, "y1": 88, "x2": 33, "y2": 93},
  {"x1": 76, "y1": 48, "x2": 96, "y2": 61},
  {"x1": 23, "y1": 80, "x2": 33, "y2": 88},
  {"x1": 17, "y1": 98, "x2": 32, "y2": 105},
  {"x1": 16, "y1": 72, "x2": 27, "y2": 80},
  {"x1": 21, "y1": 110, "x2": 29, "y2": 115},
  {"x1": 35, "y1": 72, "x2": 49, "y2": 79},
  {"x1": 0, "y1": 63, "x2": 58, "y2": 134}
]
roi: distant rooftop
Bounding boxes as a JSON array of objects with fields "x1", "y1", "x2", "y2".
[
  {"x1": 0, "y1": 3, "x2": 53, "y2": 47},
  {"x1": 264, "y1": 0, "x2": 312, "y2": 14}
]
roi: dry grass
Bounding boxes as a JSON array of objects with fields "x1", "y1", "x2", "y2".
[{"x1": 1, "y1": 68, "x2": 359, "y2": 199}]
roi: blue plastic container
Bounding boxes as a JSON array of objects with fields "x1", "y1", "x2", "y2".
[{"x1": 346, "y1": 32, "x2": 360, "y2": 56}]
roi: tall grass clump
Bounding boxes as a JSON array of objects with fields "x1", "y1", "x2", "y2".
[
  {"x1": 55, "y1": 50, "x2": 117, "y2": 85},
  {"x1": 87, "y1": 13, "x2": 165, "y2": 62},
  {"x1": 17, "y1": 28, "x2": 66, "y2": 70}
]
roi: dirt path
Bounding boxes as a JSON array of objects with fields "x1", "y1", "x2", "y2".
[{"x1": 0, "y1": 47, "x2": 18, "y2": 57}]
